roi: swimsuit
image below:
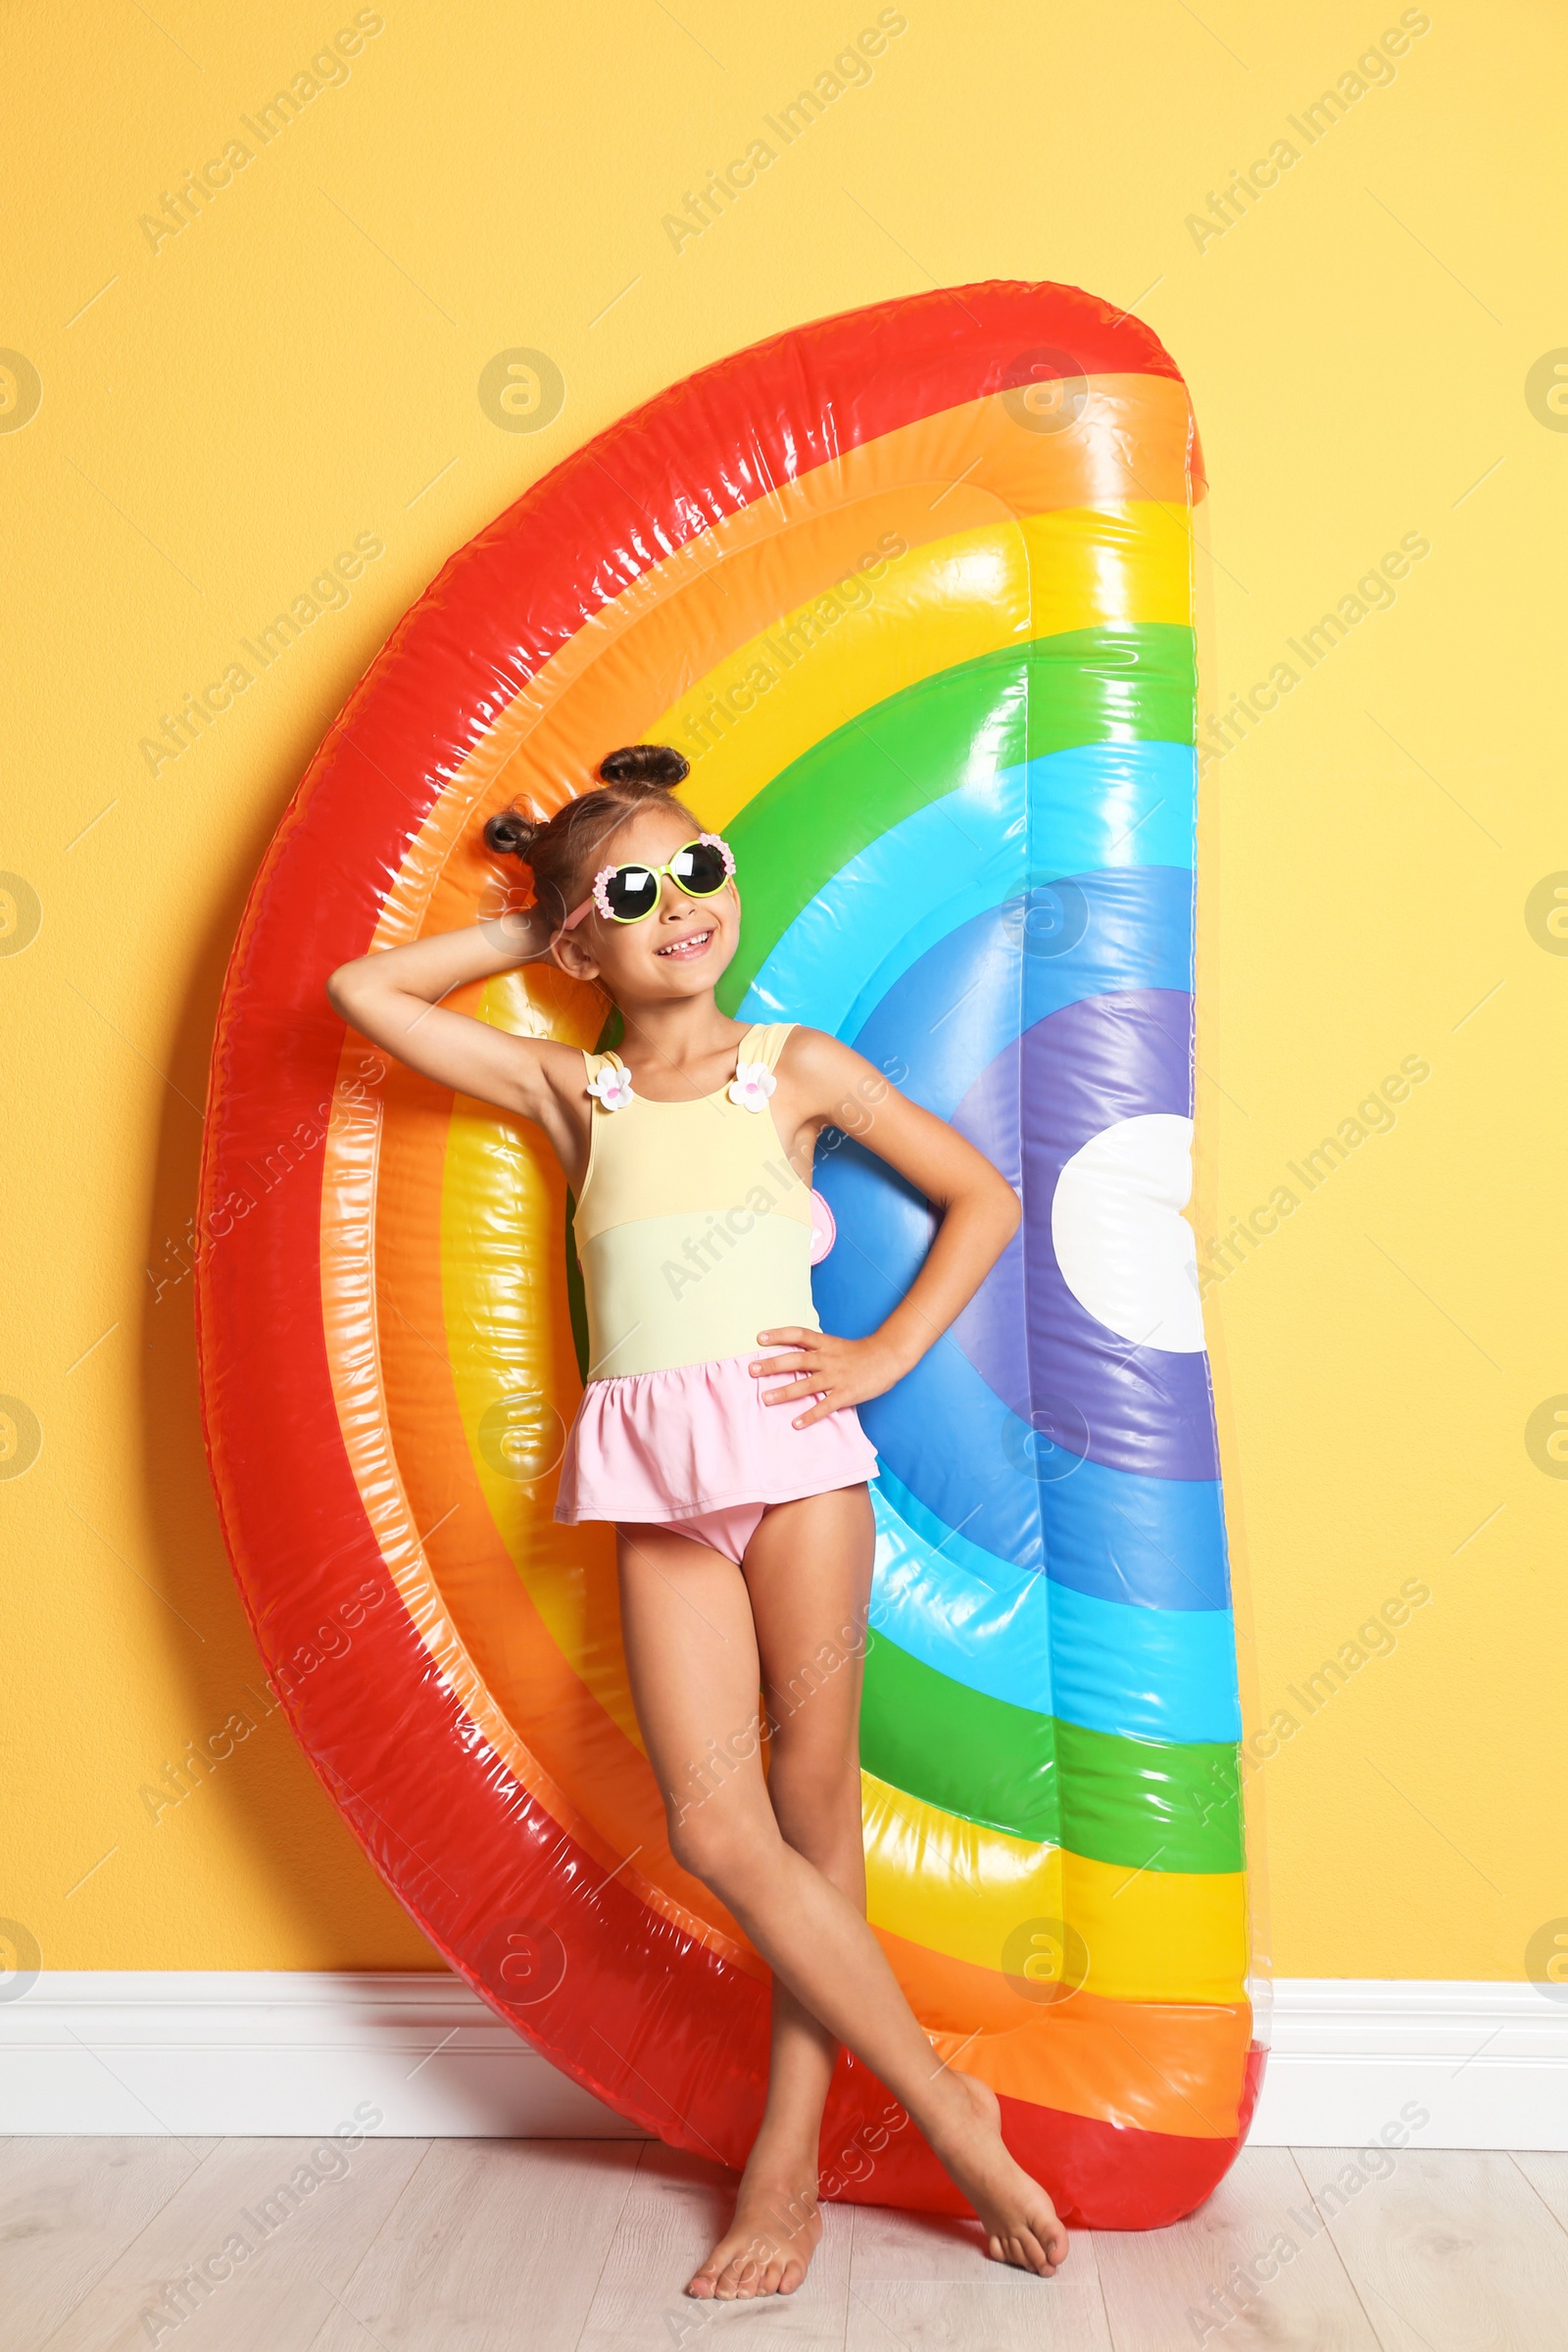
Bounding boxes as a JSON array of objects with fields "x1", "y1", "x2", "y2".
[{"x1": 553, "y1": 1021, "x2": 878, "y2": 1562}]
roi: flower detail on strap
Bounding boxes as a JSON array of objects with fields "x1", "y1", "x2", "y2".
[
  {"x1": 727, "y1": 1060, "x2": 776, "y2": 1113},
  {"x1": 698, "y1": 831, "x2": 736, "y2": 879},
  {"x1": 589, "y1": 864, "x2": 618, "y2": 922},
  {"x1": 586, "y1": 1062, "x2": 634, "y2": 1110}
]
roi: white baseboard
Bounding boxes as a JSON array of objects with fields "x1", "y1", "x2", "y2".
[
  {"x1": 1250, "y1": 1979, "x2": 1566, "y2": 2150},
  {"x1": 2, "y1": 1973, "x2": 1562, "y2": 2148},
  {"x1": 0, "y1": 1973, "x2": 637, "y2": 2139}
]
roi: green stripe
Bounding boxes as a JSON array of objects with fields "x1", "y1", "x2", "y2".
[
  {"x1": 717, "y1": 622, "x2": 1195, "y2": 1013},
  {"x1": 859, "y1": 1628, "x2": 1242, "y2": 1872}
]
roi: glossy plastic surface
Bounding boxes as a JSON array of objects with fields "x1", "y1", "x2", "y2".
[{"x1": 195, "y1": 279, "x2": 1263, "y2": 2227}]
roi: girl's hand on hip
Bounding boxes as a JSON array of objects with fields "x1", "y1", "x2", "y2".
[{"x1": 749, "y1": 1328, "x2": 907, "y2": 1427}]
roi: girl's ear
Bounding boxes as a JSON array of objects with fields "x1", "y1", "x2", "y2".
[{"x1": 550, "y1": 928, "x2": 602, "y2": 983}]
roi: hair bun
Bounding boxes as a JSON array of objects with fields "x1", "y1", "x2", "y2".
[
  {"x1": 596, "y1": 743, "x2": 690, "y2": 791},
  {"x1": 483, "y1": 804, "x2": 542, "y2": 861}
]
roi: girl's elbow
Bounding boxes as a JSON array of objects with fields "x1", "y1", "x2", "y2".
[{"x1": 325, "y1": 963, "x2": 365, "y2": 1020}]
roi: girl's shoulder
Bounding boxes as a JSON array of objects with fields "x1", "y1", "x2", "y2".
[
  {"x1": 772, "y1": 1021, "x2": 903, "y2": 1116},
  {"x1": 748, "y1": 1020, "x2": 857, "y2": 1084},
  {"x1": 739, "y1": 1020, "x2": 799, "y2": 1074}
]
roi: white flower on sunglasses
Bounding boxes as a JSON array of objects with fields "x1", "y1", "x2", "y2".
[
  {"x1": 727, "y1": 1061, "x2": 777, "y2": 1114},
  {"x1": 586, "y1": 1063, "x2": 635, "y2": 1111}
]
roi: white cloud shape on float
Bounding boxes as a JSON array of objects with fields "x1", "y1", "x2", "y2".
[{"x1": 1050, "y1": 1112, "x2": 1205, "y2": 1353}]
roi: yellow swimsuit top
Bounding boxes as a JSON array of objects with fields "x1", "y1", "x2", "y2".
[{"x1": 572, "y1": 1021, "x2": 821, "y2": 1383}]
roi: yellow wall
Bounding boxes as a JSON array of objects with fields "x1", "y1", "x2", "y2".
[{"x1": 6, "y1": 0, "x2": 1563, "y2": 1982}]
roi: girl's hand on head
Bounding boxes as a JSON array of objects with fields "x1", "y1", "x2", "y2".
[{"x1": 749, "y1": 1328, "x2": 911, "y2": 1428}]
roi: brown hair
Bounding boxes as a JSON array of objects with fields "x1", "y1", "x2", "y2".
[{"x1": 483, "y1": 744, "x2": 697, "y2": 931}]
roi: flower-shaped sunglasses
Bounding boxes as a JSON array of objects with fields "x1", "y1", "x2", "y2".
[{"x1": 561, "y1": 833, "x2": 736, "y2": 930}]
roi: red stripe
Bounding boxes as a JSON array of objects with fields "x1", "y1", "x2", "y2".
[
  {"x1": 271, "y1": 279, "x2": 1186, "y2": 844},
  {"x1": 821, "y1": 2045, "x2": 1268, "y2": 2228},
  {"x1": 193, "y1": 280, "x2": 1233, "y2": 2228}
]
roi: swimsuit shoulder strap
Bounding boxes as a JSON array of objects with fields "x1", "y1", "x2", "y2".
[{"x1": 737, "y1": 1021, "x2": 797, "y2": 1075}]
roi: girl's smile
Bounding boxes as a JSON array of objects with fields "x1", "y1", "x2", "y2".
[{"x1": 655, "y1": 924, "x2": 716, "y2": 960}]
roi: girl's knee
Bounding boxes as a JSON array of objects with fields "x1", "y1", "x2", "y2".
[
  {"x1": 665, "y1": 1793, "x2": 775, "y2": 1892},
  {"x1": 766, "y1": 1731, "x2": 864, "y2": 1815}
]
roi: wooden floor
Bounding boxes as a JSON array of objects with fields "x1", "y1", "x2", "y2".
[{"x1": 4, "y1": 2136, "x2": 1566, "y2": 2350}]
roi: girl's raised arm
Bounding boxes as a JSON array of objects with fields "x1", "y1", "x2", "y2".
[{"x1": 325, "y1": 909, "x2": 589, "y2": 1146}]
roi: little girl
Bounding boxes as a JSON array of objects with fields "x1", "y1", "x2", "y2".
[{"x1": 327, "y1": 743, "x2": 1068, "y2": 2298}]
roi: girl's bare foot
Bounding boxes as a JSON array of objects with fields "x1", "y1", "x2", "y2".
[
  {"x1": 933, "y1": 2072, "x2": 1069, "y2": 2277},
  {"x1": 685, "y1": 2165, "x2": 822, "y2": 2299}
]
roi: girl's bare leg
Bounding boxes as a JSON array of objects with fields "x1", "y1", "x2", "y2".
[
  {"x1": 615, "y1": 1493, "x2": 1068, "y2": 2301},
  {"x1": 683, "y1": 1487, "x2": 873, "y2": 2297}
]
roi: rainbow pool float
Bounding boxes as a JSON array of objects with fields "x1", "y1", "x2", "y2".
[{"x1": 196, "y1": 278, "x2": 1264, "y2": 2227}]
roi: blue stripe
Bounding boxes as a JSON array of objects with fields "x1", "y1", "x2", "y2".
[
  {"x1": 739, "y1": 742, "x2": 1195, "y2": 1039},
  {"x1": 816, "y1": 1145, "x2": 1231, "y2": 1607},
  {"x1": 847, "y1": 872, "x2": 1193, "y2": 1122},
  {"x1": 870, "y1": 1473, "x2": 1240, "y2": 1742}
]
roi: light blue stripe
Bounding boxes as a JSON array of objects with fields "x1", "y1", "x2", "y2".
[
  {"x1": 740, "y1": 741, "x2": 1195, "y2": 1037},
  {"x1": 871, "y1": 1471, "x2": 1241, "y2": 1744}
]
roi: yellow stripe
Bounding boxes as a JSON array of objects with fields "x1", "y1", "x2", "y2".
[
  {"x1": 440, "y1": 974, "x2": 647, "y2": 1753},
  {"x1": 450, "y1": 377, "x2": 1197, "y2": 830},
  {"x1": 653, "y1": 502, "x2": 1196, "y2": 832},
  {"x1": 862, "y1": 1774, "x2": 1248, "y2": 2005}
]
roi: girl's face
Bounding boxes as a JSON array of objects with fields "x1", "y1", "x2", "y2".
[{"x1": 549, "y1": 805, "x2": 741, "y2": 1005}]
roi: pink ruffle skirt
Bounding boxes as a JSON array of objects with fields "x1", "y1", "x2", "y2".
[{"x1": 554, "y1": 1348, "x2": 878, "y2": 1528}]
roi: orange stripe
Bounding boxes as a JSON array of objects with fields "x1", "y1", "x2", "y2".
[
  {"x1": 488, "y1": 376, "x2": 1197, "y2": 815},
  {"x1": 375, "y1": 376, "x2": 1197, "y2": 849},
  {"x1": 876, "y1": 1929, "x2": 1251, "y2": 2139}
]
